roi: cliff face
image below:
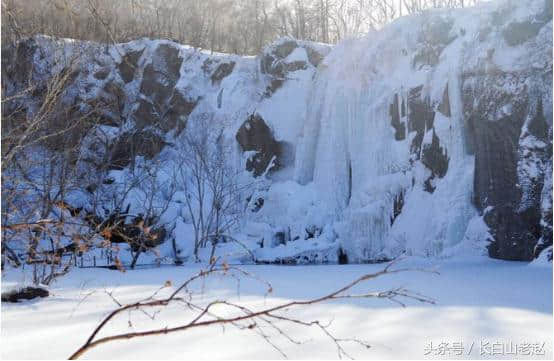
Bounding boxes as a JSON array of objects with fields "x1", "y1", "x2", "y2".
[
  {"x1": 293, "y1": 0, "x2": 552, "y2": 262},
  {"x1": 2, "y1": 0, "x2": 552, "y2": 263}
]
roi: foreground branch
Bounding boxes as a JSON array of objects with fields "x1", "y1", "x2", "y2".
[{"x1": 69, "y1": 261, "x2": 436, "y2": 359}]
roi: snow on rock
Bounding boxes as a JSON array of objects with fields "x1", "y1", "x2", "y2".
[
  {"x1": 1, "y1": 0, "x2": 551, "y2": 265},
  {"x1": 294, "y1": 0, "x2": 552, "y2": 262}
]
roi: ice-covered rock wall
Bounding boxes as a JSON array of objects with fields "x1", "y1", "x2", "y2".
[
  {"x1": 2, "y1": 0, "x2": 551, "y2": 264},
  {"x1": 293, "y1": 0, "x2": 552, "y2": 261}
]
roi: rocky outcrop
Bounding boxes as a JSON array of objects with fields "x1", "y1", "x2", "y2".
[
  {"x1": 1, "y1": 0, "x2": 551, "y2": 264},
  {"x1": 109, "y1": 130, "x2": 167, "y2": 170},
  {"x1": 211, "y1": 61, "x2": 235, "y2": 84},
  {"x1": 236, "y1": 114, "x2": 283, "y2": 176},
  {"x1": 117, "y1": 48, "x2": 143, "y2": 83},
  {"x1": 260, "y1": 38, "x2": 330, "y2": 96},
  {"x1": 389, "y1": 94, "x2": 406, "y2": 141},
  {"x1": 462, "y1": 53, "x2": 552, "y2": 260},
  {"x1": 421, "y1": 129, "x2": 449, "y2": 193},
  {"x1": 133, "y1": 44, "x2": 198, "y2": 133},
  {"x1": 294, "y1": 0, "x2": 551, "y2": 262},
  {"x1": 407, "y1": 85, "x2": 436, "y2": 159},
  {"x1": 438, "y1": 85, "x2": 451, "y2": 117},
  {"x1": 412, "y1": 16, "x2": 456, "y2": 69}
]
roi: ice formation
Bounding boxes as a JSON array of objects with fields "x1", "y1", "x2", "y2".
[{"x1": 2, "y1": 0, "x2": 551, "y2": 264}]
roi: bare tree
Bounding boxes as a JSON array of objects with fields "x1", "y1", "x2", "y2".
[
  {"x1": 0, "y1": 62, "x2": 104, "y2": 283},
  {"x1": 174, "y1": 116, "x2": 244, "y2": 262},
  {"x1": 1, "y1": 0, "x2": 482, "y2": 55}
]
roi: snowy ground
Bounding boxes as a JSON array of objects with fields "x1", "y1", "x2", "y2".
[{"x1": 1, "y1": 257, "x2": 552, "y2": 359}]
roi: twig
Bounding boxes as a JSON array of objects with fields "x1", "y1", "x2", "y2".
[{"x1": 68, "y1": 261, "x2": 435, "y2": 359}]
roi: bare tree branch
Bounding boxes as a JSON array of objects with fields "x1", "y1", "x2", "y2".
[{"x1": 69, "y1": 261, "x2": 436, "y2": 359}]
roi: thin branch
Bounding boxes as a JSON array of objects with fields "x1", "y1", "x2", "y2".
[{"x1": 69, "y1": 262, "x2": 435, "y2": 359}]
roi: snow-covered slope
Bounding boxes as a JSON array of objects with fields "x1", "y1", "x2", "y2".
[{"x1": 2, "y1": 0, "x2": 552, "y2": 265}]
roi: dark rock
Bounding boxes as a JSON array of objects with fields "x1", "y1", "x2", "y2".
[
  {"x1": 93, "y1": 80, "x2": 125, "y2": 123},
  {"x1": 337, "y1": 248, "x2": 348, "y2": 264},
  {"x1": 420, "y1": 129, "x2": 450, "y2": 195},
  {"x1": 260, "y1": 53, "x2": 275, "y2": 74},
  {"x1": 390, "y1": 93, "x2": 406, "y2": 140},
  {"x1": 86, "y1": 183, "x2": 97, "y2": 194},
  {"x1": 251, "y1": 197, "x2": 264, "y2": 212},
  {"x1": 140, "y1": 44, "x2": 183, "y2": 105},
  {"x1": 438, "y1": 84, "x2": 451, "y2": 117},
  {"x1": 424, "y1": 176, "x2": 437, "y2": 193},
  {"x1": 217, "y1": 89, "x2": 223, "y2": 108},
  {"x1": 305, "y1": 225, "x2": 322, "y2": 240},
  {"x1": 140, "y1": 64, "x2": 174, "y2": 104},
  {"x1": 471, "y1": 114, "x2": 522, "y2": 203},
  {"x1": 103, "y1": 81, "x2": 126, "y2": 114},
  {"x1": 270, "y1": 62, "x2": 286, "y2": 78},
  {"x1": 139, "y1": 64, "x2": 158, "y2": 96},
  {"x1": 285, "y1": 61, "x2": 307, "y2": 72},
  {"x1": 153, "y1": 44, "x2": 183, "y2": 75},
  {"x1": 390, "y1": 190, "x2": 405, "y2": 226},
  {"x1": 260, "y1": 40, "x2": 326, "y2": 97},
  {"x1": 1, "y1": 37, "x2": 38, "y2": 85},
  {"x1": 117, "y1": 49, "x2": 144, "y2": 83},
  {"x1": 407, "y1": 85, "x2": 435, "y2": 158},
  {"x1": 260, "y1": 40, "x2": 303, "y2": 79},
  {"x1": 464, "y1": 79, "x2": 526, "y2": 209},
  {"x1": 484, "y1": 205, "x2": 537, "y2": 260},
  {"x1": 462, "y1": 67, "x2": 551, "y2": 261},
  {"x1": 527, "y1": 98, "x2": 548, "y2": 140},
  {"x1": 236, "y1": 114, "x2": 282, "y2": 176},
  {"x1": 274, "y1": 231, "x2": 286, "y2": 245},
  {"x1": 536, "y1": 160, "x2": 553, "y2": 258},
  {"x1": 133, "y1": 98, "x2": 158, "y2": 129},
  {"x1": 132, "y1": 44, "x2": 192, "y2": 134},
  {"x1": 109, "y1": 130, "x2": 167, "y2": 170},
  {"x1": 347, "y1": 160, "x2": 352, "y2": 205},
  {"x1": 278, "y1": 141, "x2": 296, "y2": 169},
  {"x1": 256, "y1": 257, "x2": 297, "y2": 265},
  {"x1": 2, "y1": 287, "x2": 49, "y2": 303},
  {"x1": 274, "y1": 40, "x2": 297, "y2": 59},
  {"x1": 502, "y1": 20, "x2": 544, "y2": 47},
  {"x1": 133, "y1": 90, "x2": 197, "y2": 133},
  {"x1": 273, "y1": 228, "x2": 291, "y2": 246},
  {"x1": 93, "y1": 68, "x2": 110, "y2": 80},
  {"x1": 264, "y1": 78, "x2": 285, "y2": 97},
  {"x1": 201, "y1": 58, "x2": 216, "y2": 73},
  {"x1": 165, "y1": 92, "x2": 198, "y2": 134},
  {"x1": 421, "y1": 129, "x2": 449, "y2": 179},
  {"x1": 211, "y1": 61, "x2": 235, "y2": 84}
]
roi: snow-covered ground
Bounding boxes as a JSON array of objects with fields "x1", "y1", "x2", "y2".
[{"x1": 1, "y1": 257, "x2": 552, "y2": 359}]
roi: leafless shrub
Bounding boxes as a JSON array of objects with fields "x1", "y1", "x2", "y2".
[{"x1": 173, "y1": 115, "x2": 248, "y2": 262}]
